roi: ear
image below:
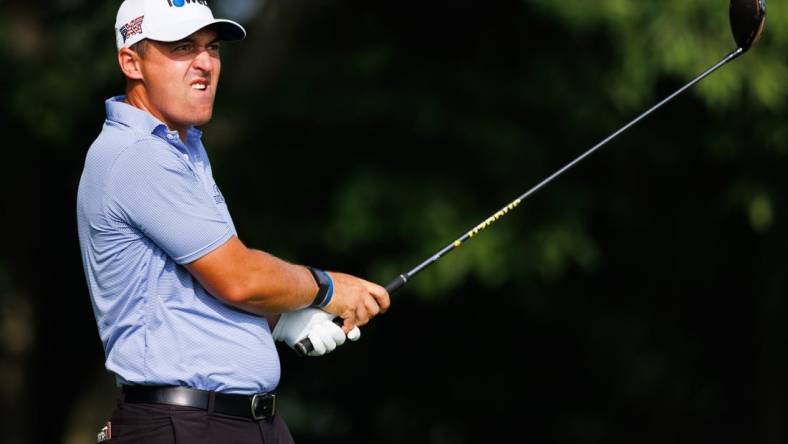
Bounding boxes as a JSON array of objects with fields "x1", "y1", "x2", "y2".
[{"x1": 118, "y1": 47, "x2": 144, "y2": 81}]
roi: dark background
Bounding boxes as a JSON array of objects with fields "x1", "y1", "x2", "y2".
[{"x1": 1, "y1": 0, "x2": 786, "y2": 443}]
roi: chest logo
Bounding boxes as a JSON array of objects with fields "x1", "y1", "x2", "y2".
[{"x1": 213, "y1": 184, "x2": 225, "y2": 204}]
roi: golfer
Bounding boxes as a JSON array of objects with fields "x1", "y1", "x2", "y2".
[{"x1": 76, "y1": 1, "x2": 390, "y2": 442}]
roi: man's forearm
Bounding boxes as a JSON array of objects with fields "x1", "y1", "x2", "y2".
[
  {"x1": 186, "y1": 236, "x2": 318, "y2": 316},
  {"x1": 228, "y1": 249, "x2": 317, "y2": 316}
]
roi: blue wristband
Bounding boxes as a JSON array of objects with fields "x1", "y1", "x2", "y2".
[
  {"x1": 319, "y1": 270, "x2": 333, "y2": 307},
  {"x1": 307, "y1": 267, "x2": 334, "y2": 308}
]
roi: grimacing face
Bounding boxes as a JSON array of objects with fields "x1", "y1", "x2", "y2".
[{"x1": 133, "y1": 28, "x2": 221, "y2": 135}]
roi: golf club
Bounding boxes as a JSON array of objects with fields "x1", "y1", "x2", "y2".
[{"x1": 295, "y1": 0, "x2": 766, "y2": 356}]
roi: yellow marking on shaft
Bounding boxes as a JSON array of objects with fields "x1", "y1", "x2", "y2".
[
  {"x1": 467, "y1": 198, "x2": 522, "y2": 238},
  {"x1": 454, "y1": 240, "x2": 462, "y2": 247}
]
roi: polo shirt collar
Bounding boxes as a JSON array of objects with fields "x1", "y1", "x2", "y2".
[
  {"x1": 105, "y1": 96, "x2": 203, "y2": 142},
  {"x1": 106, "y1": 96, "x2": 166, "y2": 134}
]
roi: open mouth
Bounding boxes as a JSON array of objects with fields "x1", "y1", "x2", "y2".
[{"x1": 191, "y1": 80, "x2": 209, "y2": 91}]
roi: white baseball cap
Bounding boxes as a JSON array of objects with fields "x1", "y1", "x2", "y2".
[{"x1": 115, "y1": 0, "x2": 246, "y2": 50}]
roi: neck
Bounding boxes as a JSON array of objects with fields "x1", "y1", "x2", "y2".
[{"x1": 125, "y1": 85, "x2": 189, "y2": 141}]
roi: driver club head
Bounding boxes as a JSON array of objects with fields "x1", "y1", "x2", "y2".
[{"x1": 730, "y1": 0, "x2": 767, "y2": 52}]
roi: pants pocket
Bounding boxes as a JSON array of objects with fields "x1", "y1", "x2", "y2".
[
  {"x1": 170, "y1": 409, "x2": 210, "y2": 443},
  {"x1": 110, "y1": 402, "x2": 175, "y2": 443}
]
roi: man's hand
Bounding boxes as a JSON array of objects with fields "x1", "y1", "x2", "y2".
[
  {"x1": 323, "y1": 272, "x2": 390, "y2": 334},
  {"x1": 272, "y1": 308, "x2": 360, "y2": 357}
]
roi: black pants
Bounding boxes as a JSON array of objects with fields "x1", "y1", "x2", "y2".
[{"x1": 104, "y1": 400, "x2": 295, "y2": 444}]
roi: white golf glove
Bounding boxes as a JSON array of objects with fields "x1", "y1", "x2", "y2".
[{"x1": 271, "y1": 307, "x2": 361, "y2": 356}]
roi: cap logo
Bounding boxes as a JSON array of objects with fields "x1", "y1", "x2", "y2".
[
  {"x1": 166, "y1": 0, "x2": 208, "y2": 7},
  {"x1": 119, "y1": 15, "x2": 144, "y2": 43}
]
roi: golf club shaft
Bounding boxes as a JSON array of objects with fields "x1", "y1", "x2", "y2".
[
  {"x1": 384, "y1": 47, "x2": 743, "y2": 293},
  {"x1": 295, "y1": 47, "x2": 744, "y2": 357}
]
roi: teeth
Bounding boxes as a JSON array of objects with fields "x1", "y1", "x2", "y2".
[{"x1": 192, "y1": 83, "x2": 207, "y2": 90}]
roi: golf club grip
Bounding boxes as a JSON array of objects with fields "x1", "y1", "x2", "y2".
[
  {"x1": 294, "y1": 275, "x2": 407, "y2": 356},
  {"x1": 385, "y1": 275, "x2": 407, "y2": 294}
]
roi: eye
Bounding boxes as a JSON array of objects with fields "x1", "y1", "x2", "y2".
[
  {"x1": 174, "y1": 44, "x2": 193, "y2": 53},
  {"x1": 207, "y1": 43, "x2": 221, "y2": 53}
]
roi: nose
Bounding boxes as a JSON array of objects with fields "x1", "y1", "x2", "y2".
[{"x1": 192, "y1": 48, "x2": 216, "y2": 73}]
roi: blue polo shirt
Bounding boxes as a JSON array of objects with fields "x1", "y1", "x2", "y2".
[{"x1": 77, "y1": 96, "x2": 280, "y2": 394}]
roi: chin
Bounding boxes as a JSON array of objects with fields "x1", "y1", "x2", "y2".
[{"x1": 192, "y1": 110, "x2": 214, "y2": 127}]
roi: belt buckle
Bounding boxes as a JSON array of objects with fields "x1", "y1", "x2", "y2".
[{"x1": 250, "y1": 393, "x2": 276, "y2": 420}]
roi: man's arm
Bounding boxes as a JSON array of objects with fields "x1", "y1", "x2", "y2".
[
  {"x1": 186, "y1": 235, "x2": 316, "y2": 314},
  {"x1": 185, "y1": 235, "x2": 390, "y2": 332}
]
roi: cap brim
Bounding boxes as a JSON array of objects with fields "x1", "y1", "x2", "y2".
[
  {"x1": 147, "y1": 18, "x2": 246, "y2": 43},
  {"x1": 207, "y1": 19, "x2": 247, "y2": 42}
]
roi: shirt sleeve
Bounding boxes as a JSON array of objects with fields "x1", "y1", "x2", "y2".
[{"x1": 107, "y1": 138, "x2": 233, "y2": 264}]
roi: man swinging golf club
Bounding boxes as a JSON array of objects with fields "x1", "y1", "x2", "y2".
[{"x1": 77, "y1": 0, "x2": 390, "y2": 441}]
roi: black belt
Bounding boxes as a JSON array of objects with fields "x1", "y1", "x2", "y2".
[{"x1": 122, "y1": 385, "x2": 276, "y2": 421}]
